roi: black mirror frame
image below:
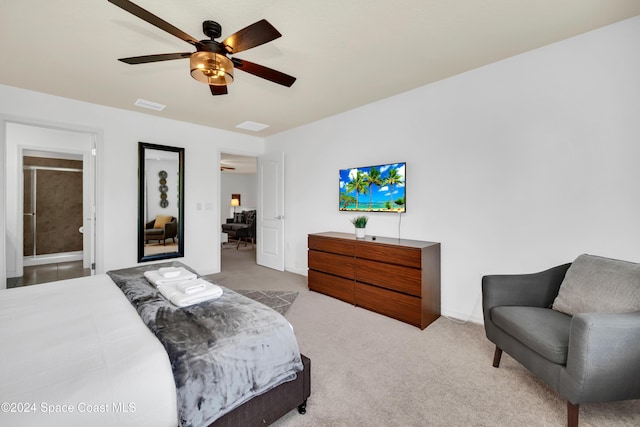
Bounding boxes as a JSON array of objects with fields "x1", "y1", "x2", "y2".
[{"x1": 138, "y1": 142, "x2": 185, "y2": 262}]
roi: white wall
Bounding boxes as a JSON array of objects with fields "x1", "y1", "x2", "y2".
[
  {"x1": 266, "y1": 17, "x2": 640, "y2": 323},
  {"x1": 1, "y1": 84, "x2": 264, "y2": 277}
]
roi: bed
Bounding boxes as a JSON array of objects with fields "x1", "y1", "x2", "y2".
[{"x1": 0, "y1": 262, "x2": 310, "y2": 427}]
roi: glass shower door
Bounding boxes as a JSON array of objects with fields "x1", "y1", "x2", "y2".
[{"x1": 23, "y1": 168, "x2": 36, "y2": 258}]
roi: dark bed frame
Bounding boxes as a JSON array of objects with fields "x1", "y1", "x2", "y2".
[
  {"x1": 107, "y1": 262, "x2": 310, "y2": 426},
  {"x1": 210, "y1": 354, "x2": 311, "y2": 426}
]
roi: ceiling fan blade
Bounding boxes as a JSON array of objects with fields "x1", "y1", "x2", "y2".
[
  {"x1": 210, "y1": 85, "x2": 228, "y2": 96},
  {"x1": 233, "y1": 58, "x2": 296, "y2": 87},
  {"x1": 118, "y1": 52, "x2": 192, "y2": 64},
  {"x1": 108, "y1": 0, "x2": 202, "y2": 48},
  {"x1": 222, "y1": 19, "x2": 281, "y2": 54}
]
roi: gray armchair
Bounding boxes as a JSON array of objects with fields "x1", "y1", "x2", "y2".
[
  {"x1": 482, "y1": 255, "x2": 640, "y2": 427},
  {"x1": 221, "y1": 210, "x2": 256, "y2": 249},
  {"x1": 233, "y1": 214, "x2": 256, "y2": 249},
  {"x1": 144, "y1": 216, "x2": 177, "y2": 245}
]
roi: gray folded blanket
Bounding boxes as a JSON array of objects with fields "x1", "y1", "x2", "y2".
[{"x1": 107, "y1": 262, "x2": 303, "y2": 427}]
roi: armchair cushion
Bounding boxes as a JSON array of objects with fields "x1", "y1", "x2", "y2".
[
  {"x1": 244, "y1": 210, "x2": 256, "y2": 224},
  {"x1": 552, "y1": 254, "x2": 640, "y2": 316},
  {"x1": 492, "y1": 306, "x2": 571, "y2": 364},
  {"x1": 223, "y1": 223, "x2": 250, "y2": 233},
  {"x1": 145, "y1": 228, "x2": 164, "y2": 237}
]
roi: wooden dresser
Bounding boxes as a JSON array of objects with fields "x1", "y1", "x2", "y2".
[{"x1": 308, "y1": 231, "x2": 441, "y2": 329}]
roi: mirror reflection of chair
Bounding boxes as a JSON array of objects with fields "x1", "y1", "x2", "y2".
[
  {"x1": 145, "y1": 215, "x2": 177, "y2": 246},
  {"x1": 138, "y1": 142, "x2": 184, "y2": 262}
]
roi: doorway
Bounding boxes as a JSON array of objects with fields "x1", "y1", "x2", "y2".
[
  {"x1": 220, "y1": 153, "x2": 257, "y2": 266},
  {"x1": 23, "y1": 153, "x2": 84, "y2": 264},
  {"x1": 4, "y1": 122, "x2": 96, "y2": 288}
]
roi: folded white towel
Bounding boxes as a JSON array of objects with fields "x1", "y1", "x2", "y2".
[
  {"x1": 144, "y1": 267, "x2": 197, "y2": 286},
  {"x1": 177, "y1": 281, "x2": 206, "y2": 295},
  {"x1": 158, "y1": 267, "x2": 182, "y2": 278},
  {"x1": 156, "y1": 278, "x2": 223, "y2": 307}
]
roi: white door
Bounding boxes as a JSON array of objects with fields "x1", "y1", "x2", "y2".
[
  {"x1": 84, "y1": 138, "x2": 97, "y2": 273},
  {"x1": 257, "y1": 151, "x2": 284, "y2": 271}
]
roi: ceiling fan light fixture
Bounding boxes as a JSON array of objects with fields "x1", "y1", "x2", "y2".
[{"x1": 190, "y1": 51, "x2": 234, "y2": 86}]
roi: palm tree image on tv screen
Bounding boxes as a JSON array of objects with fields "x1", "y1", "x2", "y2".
[{"x1": 339, "y1": 163, "x2": 405, "y2": 212}]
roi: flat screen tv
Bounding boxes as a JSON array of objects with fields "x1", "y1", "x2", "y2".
[{"x1": 339, "y1": 162, "x2": 406, "y2": 212}]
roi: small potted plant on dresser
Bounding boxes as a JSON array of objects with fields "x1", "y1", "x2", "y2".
[{"x1": 350, "y1": 215, "x2": 368, "y2": 239}]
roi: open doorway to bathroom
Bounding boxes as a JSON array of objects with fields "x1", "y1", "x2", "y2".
[
  {"x1": 220, "y1": 153, "x2": 257, "y2": 267},
  {"x1": 14, "y1": 152, "x2": 89, "y2": 286},
  {"x1": 5, "y1": 122, "x2": 96, "y2": 288}
]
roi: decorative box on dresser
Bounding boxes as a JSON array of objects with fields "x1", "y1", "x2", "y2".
[{"x1": 307, "y1": 231, "x2": 441, "y2": 329}]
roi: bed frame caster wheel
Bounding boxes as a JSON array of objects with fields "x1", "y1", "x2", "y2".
[{"x1": 297, "y1": 400, "x2": 307, "y2": 414}]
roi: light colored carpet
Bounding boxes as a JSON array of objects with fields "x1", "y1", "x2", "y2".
[
  {"x1": 143, "y1": 242, "x2": 178, "y2": 256},
  {"x1": 221, "y1": 241, "x2": 255, "y2": 250},
  {"x1": 206, "y1": 248, "x2": 640, "y2": 426}
]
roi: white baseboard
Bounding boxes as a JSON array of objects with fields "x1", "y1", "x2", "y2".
[
  {"x1": 285, "y1": 266, "x2": 308, "y2": 276},
  {"x1": 441, "y1": 308, "x2": 484, "y2": 325},
  {"x1": 23, "y1": 251, "x2": 83, "y2": 267}
]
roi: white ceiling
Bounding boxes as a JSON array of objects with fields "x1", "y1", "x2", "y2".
[
  {"x1": 220, "y1": 153, "x2": 256, "y2": 174},
  {"x1": 1, "y1": 1, "x2": 639, "y2": 137}
]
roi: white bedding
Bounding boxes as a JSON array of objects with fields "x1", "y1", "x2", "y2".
[{"x1": 0, "y1": 274, "x2": 178, "y2": 427}]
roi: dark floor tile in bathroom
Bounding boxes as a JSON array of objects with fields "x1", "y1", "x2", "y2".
[
  {"x1": 58, "y1": 262, "x2": 91, "y2": 280},
  {"x1": 7, "y1": 261, "x2": 90, "y2": 288},
  {"x1": 23, "y1": 264, "x2": 59, "y2": 285}
]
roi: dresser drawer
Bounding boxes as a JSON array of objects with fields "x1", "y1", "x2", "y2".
[
  {"x1": 309, "y1": 235, "x2": 355, "y2": 257},
  {"x1": 355, "y1": 258, "x2": 421, "y2": 296},
  {"x1": 356, "y1": 242, "x2": 421, "y2": 269},
  {"x1": 309, "y1": 249, "x2": 355, "y2": 279},
  {"x1": 308, "y1": 270, "x2": 354, "y2": 304},
  {"x1": 355, "y1": 283, "x2": 421, "y2": 327}
]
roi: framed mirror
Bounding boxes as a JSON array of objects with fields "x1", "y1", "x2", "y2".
[{"x1": 138, "y1": 142, "x2": 185, "y2": 262}]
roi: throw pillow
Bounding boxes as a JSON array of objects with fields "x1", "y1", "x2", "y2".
[
  {"x1": 154, "y1": 215, "x2": 173, "y2": 229},
  {"x1": 245, "y1": 210, "x2": 256, "y2": 224},
  {"x1": 552, "y1": 254, "x2": 640, "y2": 316},
  {"x1": 233, "y1": 212, "x2": 243, "y2": 223}
]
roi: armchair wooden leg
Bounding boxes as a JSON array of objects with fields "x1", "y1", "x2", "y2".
[
  {"x1": 492, "y1": 346, "x2": 503, "y2": 368},
  {"x1": 567, "y1": 402, "x2": 579, "y2": 427}
]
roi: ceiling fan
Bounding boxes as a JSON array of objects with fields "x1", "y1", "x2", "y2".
[{"x1": 107, "y1": 0, "x2": 296, "y2": 95}]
